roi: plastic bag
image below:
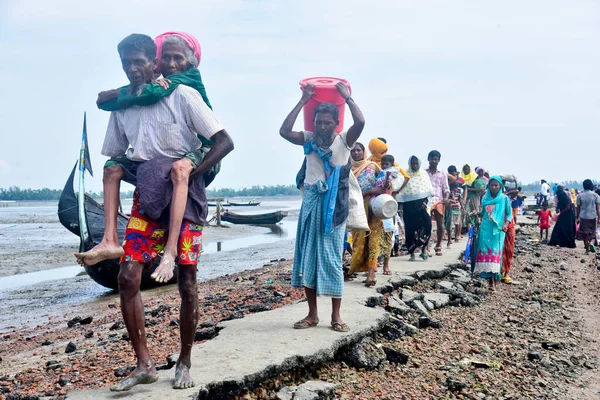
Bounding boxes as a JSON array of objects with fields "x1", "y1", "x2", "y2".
[
  {"x1": 387, "y1": 167, "x2": 405, "y2": 192},
  {"x1": 346, "y1": 172, "x2": 369, "y2": 232},
  {"x1": 383, "y1": 218, "x2": 395, "y2": 232}
]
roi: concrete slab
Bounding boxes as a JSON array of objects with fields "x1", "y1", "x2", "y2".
[
  {"x1": 375, "y1": 245, "x2": 463, "y2": 292},
  {"x1": 68, "y1": 244, "x2": 464, "y2": 399},
  {"x1": 68, "y1": 280, "x2": 387, "y2": 399}
]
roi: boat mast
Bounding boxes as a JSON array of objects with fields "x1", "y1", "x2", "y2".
[{"x1": 78, "y1": 113, "x2": 91, "y2": 247}]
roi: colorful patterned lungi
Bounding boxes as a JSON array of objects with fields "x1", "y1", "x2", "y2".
[{"x1": 120, "y1": 190, "x2": 203, "y2": 266}]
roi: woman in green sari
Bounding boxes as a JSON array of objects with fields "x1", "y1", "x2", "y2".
[{"x1": 463, "y1": 166, "x2": 487, "y2": 230}]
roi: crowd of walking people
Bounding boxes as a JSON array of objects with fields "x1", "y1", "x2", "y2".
[
  {"x1": 285, "y1": 82, "x2": 600, "y2": 338},
  {"x1": 346, "y1": 147, "x2": 600, "y2": 293},
  {"x1": 76, "y1": 30, "x2": 599, "y2": 391},
  {"x1": 346, "y1": 143, "x2": 520, "y2": 292}
]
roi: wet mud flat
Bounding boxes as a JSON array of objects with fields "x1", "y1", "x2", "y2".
[
  {"x1": 0, "y1": 234, "x2": 296, "y2": 333},
  {"x1": 0, "y1": 258, "x2": 301, "y2": 399}
]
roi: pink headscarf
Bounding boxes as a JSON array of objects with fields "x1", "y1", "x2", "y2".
[
  {"x1": 154, "y1": 31, "x2": 201, "y2": 73},
  {"x1": 475, "y1": 167, "x2": 489, "y2": 184}
]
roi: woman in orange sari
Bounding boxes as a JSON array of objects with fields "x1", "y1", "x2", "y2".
[{"x1": 349, "y1": 143, "x2": 385, "y2": 286}]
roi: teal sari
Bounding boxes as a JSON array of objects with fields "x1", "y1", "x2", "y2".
[{"x1": 473, "y1": 176, "x2": 513, "y2": 280}]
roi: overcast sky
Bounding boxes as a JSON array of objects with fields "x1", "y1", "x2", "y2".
[{"x1": 1, "y1": 0, "x2": 598, "y2": 192}]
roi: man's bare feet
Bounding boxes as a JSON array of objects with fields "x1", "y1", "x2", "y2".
[
  {"x1": 173, "y1": 361, "x2": 195, "y2": 389},
  {"x1": 151, "y1": 252, "x2": 176, "y2": 283},
  {"x1": 109, "y1": 367, "x2": 158, "y2": 392},
  {"x1": 75, "y1": 243, "x2": 124, "y2": 266}
]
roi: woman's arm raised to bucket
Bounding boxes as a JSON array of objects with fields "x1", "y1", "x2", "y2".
[
  {"x1": 280, "y1": 84, "x2": 316, "y2": 146},
  {"x1": 337, "y1": 82, "x2": 365, "y2": 147}
]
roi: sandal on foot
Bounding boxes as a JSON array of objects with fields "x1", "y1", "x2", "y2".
[
  {"x1": 293, "y1": 318, "x2": 319, "y2": 329},
  {"x1": 331, "y1": 322, "x2": 350, "y2": 333},
  {"x1": 409, "y1": 254, "x2": 416, "y2": 261},
  {"x1": 365, "y1": 279, "x2": 377, "y2": 287},
  {"x1": 383, "y1": 270, "x2": 392, "y2": 275},
  {"x1": 502, "y1": 276, "x2": 513, "y2": 284},
  {"x1": 435, "y1": 247, "x2": 443, "y2": 256},
  {"x1": 419, "y1": 253, "x2": 429, "y2": 261}
]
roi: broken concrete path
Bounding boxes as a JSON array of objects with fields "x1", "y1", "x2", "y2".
[{"x1": 68, "y1": 245, "x2": 465, "y2": 399}]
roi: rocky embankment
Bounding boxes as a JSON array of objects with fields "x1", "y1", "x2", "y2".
[
  {"x1": 246, "y1": 225, "x2": 600, "y2": 399},
  {"x1": 2, "y1": 224, "x2": 600, "y2": 400}
]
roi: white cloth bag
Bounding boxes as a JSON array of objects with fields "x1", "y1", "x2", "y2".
[{"x1": 346, "y1": 172, "x2": 370, "y2": 232}]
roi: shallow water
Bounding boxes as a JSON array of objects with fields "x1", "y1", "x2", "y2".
[{"x1": 0, "y1": 198, "x2": 301, "y2": 331}]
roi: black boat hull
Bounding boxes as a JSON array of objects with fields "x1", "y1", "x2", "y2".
[
  {"x1": 58, "y1": 163, "x2": 177, "y2": 290},
  {"x1": 228, "y1": 202, "x2": 261, "y2": 207},
  {"x1": 221, "y1": 210, "x2": 287, "y2": 225}
]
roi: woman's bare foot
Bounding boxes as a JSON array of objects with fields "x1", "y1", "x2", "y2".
[
  {"x1": 151, "y1": 252, "x2": 176, "y2": 283},
  {"x1": 173, "y1": 361, "x2": 194, "y2": 389},
  {"x1": 75, "y1": 242, "x2": 124, "y2": 266},
  {"x1": 110, "y1": 366, "x2": 158, "y2": 392}
]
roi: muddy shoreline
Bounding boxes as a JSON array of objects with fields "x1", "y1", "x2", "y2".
[
  {"x1": 0, "y1": 259, "x2": 302, "y2": 399},
  {"x1": 0, "y1": 222, "x2": 293, "y2": 278}
]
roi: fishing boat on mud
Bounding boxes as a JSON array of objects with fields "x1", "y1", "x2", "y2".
[
  {"x1": 57, "y1": 116, "x2": 176, "y2": 290},
  {"x1": 228, "y1": 200, "x2": 261, "y2": 207},
  {"x1": 220, "y1": 210, "x2": 287, "y2": 225},
  {"x1": 207, "y1": 200, "x2": 260, "y2": 207}
]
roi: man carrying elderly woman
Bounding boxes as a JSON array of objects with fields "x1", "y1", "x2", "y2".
[{"x1": 77, "y1": 32, "x2": 234, "y2": 391}]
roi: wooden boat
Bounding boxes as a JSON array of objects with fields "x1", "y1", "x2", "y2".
[
  {"x1": 208, "y1": 201, "x2": 231, "y2": 207},
  {"x1": 220, "y1": 210, "x2": 287, "y2": 225},
  {"x1": 228, "y1": 201, "x2": 261, "y2": 207},
  {"x1": 58, "y1": 117, "x2": 176, "y2": 290}
]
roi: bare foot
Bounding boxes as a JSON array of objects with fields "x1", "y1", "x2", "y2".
[
  {"x1": 110, "y1": 367, "x2": 158, "y2": 392},
  {"x1": 75, "y1": 243, "x2": 124, "y2": 266},
  {"x1": 173, "y1": 361, "x2": 194, "y2": 389},
  {"x1": 151, "y1": 252, "x2": 176, "y2": 283}
]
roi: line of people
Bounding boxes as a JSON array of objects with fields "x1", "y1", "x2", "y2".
[
  {"x1": 76, "y1": 30, "x2": 600, "y2": 392},
  {"x1": 547, "y1": 180, "x2": 600, "y2": 254},
  {"x1": 346, "y1": 144, "x2": 517, "y2": 291}
]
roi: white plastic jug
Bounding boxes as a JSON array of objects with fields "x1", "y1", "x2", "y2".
[{"x1": 369, "y1": 194, "x2": 398, "y2": 219}]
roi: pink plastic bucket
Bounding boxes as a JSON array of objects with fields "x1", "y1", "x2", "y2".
[{"x1": 299, "y1": 77, "x2": 351, "y2": 133}]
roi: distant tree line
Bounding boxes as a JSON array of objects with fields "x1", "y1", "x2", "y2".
[
  {"x1": 0, "y1": 185, "x2": 299, "y2": 200},
  {"x1": 0, "y1": 186, "x2": 63, "y2": 201},
  {"x1": 5, "y1": 181, "x2": 598, "y2": 201},
  {"x1": 206, "y1": 185, "x2": 300, "y2": 197},
  {"x1": 518, "y1": 180, "x2": 599, "y2": 194}
]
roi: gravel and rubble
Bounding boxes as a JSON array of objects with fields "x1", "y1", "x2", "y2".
[
  {"x1": 242, "y1": 225, "x2": 600, "y2": 399},
  {"x1": 3, "y1": 224, "x2": 600, "y2": 400}
]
